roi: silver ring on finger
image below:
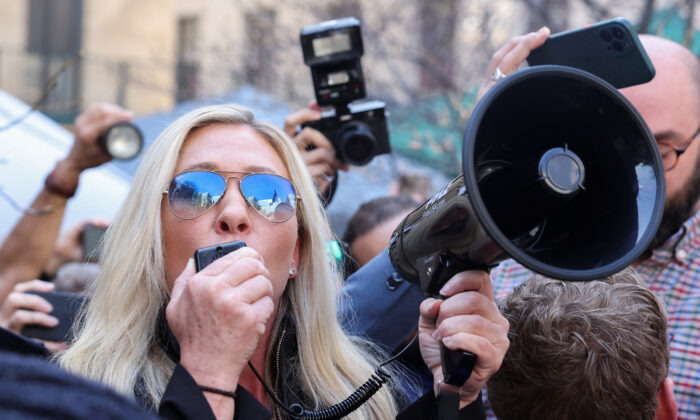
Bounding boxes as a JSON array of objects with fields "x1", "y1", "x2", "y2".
[{"x1": 490, "y1": 67, "x2": 507, "y2": 82}]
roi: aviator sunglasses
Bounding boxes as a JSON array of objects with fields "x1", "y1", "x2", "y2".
[{"x1": 164, "y1": 170, "x2": 300, "y2": 222}]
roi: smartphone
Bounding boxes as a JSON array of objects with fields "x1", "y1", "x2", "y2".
[
  {"x1": 21, "y1": 291, "x2": 89, "y2": 342},
  {"x1": 527, "y1": 17, "x2": 655, "y2": 89},
  {"x1": 194, "y1": 240, "x2": 246, "y2": 272},
  {"x1": 82, "y1": 224, "x2": 107, "y2": 262}
]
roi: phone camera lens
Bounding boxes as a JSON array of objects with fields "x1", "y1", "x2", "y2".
[
  {"x1": 600, "y1": 30, "x2": 612, "y2": 42},
  {"x1": 612, "y1": 41, "x2": 624, "y2": 52},
  {"x1": 612, "y1": 27, "x2": 624, "y2": 40}
]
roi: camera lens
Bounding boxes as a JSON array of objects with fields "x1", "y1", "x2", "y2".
[
  {"x1": 599, "y1": 30, "x2": 612, "y2": 42},
  {"x1": 338, "y1": 122, "x2": 376, "y2": 166},
  {"x1": 612, "y1": 27, "x2": 624, "y2": 40},
  {"x1": 612, "y1": 41, "x2": 624, "y2": 52},
  {"x1": 99, "y1": 122, "x2": 143, "y2": 160}
]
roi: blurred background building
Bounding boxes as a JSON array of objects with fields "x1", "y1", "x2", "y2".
[
  {"x1": 0, "y1": 0, "x2": 175, "y2": 119},
  {"x1": 1, "y1": 0, "x2": 697, "y2": 120},
  {"x1": 0, "y1": 0, "x2": 697, "y2": 232}
]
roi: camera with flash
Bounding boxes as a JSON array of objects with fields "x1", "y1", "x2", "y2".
[{"x1": 300, "y1": 17, "x2": 390, "y2": 166}]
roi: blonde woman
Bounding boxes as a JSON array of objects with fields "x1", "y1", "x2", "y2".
[{"x1": 57, "y1": 104, "x2": 508, "y2": 419}]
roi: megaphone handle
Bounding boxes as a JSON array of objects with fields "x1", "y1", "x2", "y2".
[{"x1": 440, "y1": 342, "x2": 477, "y2": 386}]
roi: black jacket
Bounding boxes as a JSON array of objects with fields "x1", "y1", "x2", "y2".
[
  {"x1": 155, "y1": 315, "x2": 485, "y2": 420},
  {"x1": 0, "y1": 327, "x2": 157, "y2": 419},
  {"x1": 0, "y1": 320, "x2": 485, "y2": 419}
]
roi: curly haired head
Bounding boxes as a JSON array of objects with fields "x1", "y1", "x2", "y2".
[{"x1": 487, "y1": 268, "x2": 668, "y2": 420}]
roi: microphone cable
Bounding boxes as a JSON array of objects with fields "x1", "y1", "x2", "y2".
[{"x1": 247, "y1": 332, "x2": 419, "y2": 420}]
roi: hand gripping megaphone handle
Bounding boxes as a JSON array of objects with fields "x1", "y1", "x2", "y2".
[{"x1": 417, "y1": 250, "x2": 490, "y2": 387}]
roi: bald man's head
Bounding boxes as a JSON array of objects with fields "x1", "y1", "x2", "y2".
[
  {"x1": 622, "y1": 35, "x2": 700, "y2": 250},
  {"x1": 639, "y1": 35, "x2": 700, "y2": 113}
]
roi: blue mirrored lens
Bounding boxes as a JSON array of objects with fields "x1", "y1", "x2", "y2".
[
  {"x1": 168, "y1": 171, "x2": 226, "y2": 219},
  {"x1": 241, "y1": 174, "x2": 297, "y2": 222}
]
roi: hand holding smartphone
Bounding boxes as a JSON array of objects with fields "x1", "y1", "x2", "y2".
[
  {"x1": 527, "y1": 17, "x2": 655, "y2": 88},
  {"x1": 20, "y1": 291, "x2": 89, "y2": 342}
]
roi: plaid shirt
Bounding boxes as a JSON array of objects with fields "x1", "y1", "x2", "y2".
[{"x1": 486, "y1": 209, "x2": 700, "y2": 420}]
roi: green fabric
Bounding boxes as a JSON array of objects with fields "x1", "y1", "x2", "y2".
[
  {"x1": 645, "y1": 7, "x2": 700, "y2": 56},
  {"x1": 388, "y1": 89, "x2": 478, "y2": 177}
]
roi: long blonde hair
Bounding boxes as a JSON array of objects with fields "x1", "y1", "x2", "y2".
[{"x1": 59, "y1": 104, "x2": 401, "y2": 418}]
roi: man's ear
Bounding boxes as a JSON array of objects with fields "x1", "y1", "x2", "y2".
[{"x1": 655, "y1": 377, "x2": 677, "y2": 420}]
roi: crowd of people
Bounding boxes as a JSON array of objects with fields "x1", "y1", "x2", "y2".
[{"x1": 0, "y1": 21, "x2": 698, "y2": 420}]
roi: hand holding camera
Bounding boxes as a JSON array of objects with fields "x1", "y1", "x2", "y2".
[
  {"x1": 284, "y1": 102, "x2": 349, "y2": 194},
  {"x1": 299, "y1": 17, "x2": 391, "y2": 167}
]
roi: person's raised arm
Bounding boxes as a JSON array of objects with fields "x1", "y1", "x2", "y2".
[{"x1": 0, "y1": 103, "x2": 132, "y2": 304}]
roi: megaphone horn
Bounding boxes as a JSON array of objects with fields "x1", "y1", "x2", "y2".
[{"x1": 389, "y1": 65, "x2": 665, "y2": 387}]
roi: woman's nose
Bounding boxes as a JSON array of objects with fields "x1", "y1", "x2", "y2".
[{"x1": 214, "y1": 178, "x2": 251, "y2": 235}]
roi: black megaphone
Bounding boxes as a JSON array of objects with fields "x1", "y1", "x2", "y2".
[{"x1": 389, "y1": 65, "x2": 665, "y2": 388}]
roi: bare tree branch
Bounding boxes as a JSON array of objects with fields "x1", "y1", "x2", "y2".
[
  {"x1": 684, "y1": 0, "x2": 696, "y2": 47},
  {"x1": 638, "y1": 0, "x2": 656, "y2": 34},
  {"x1": 520, "y1": 0, "x2": 564, "y2": 32},
  {"x1": 581, "y1": 0, "x2": 611, "y2": 21}
]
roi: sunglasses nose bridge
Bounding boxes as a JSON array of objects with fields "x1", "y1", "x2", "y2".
[{"x1": 221, "y1": 175, "x2": 248, "y2": 205}]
